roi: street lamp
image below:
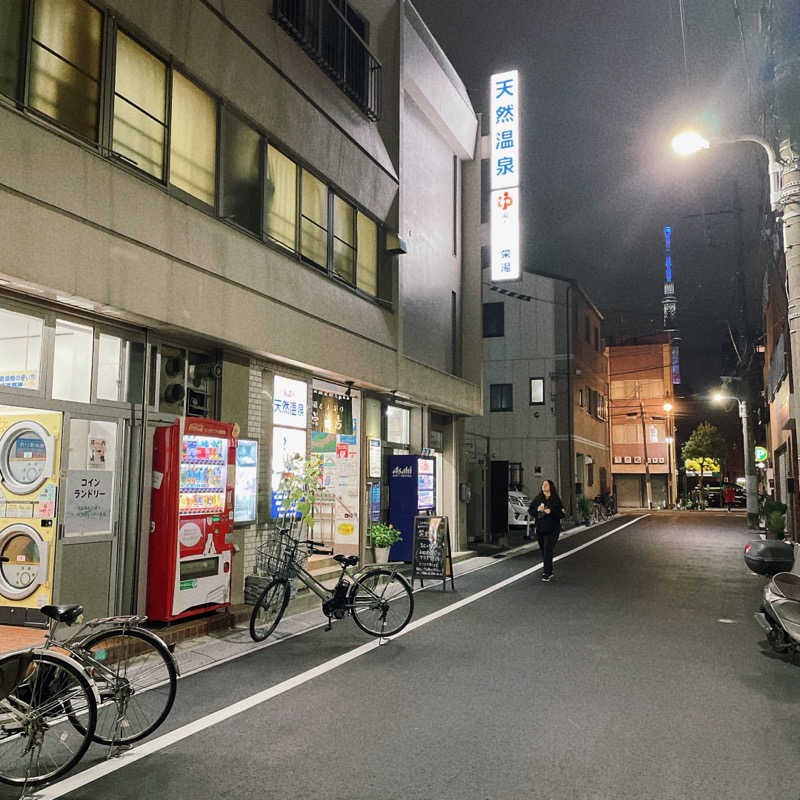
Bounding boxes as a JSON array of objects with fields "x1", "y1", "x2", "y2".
[
  {"x1": 712, "y1": 390, "x2": 758, "y2": 528},
  {"x1": 662, "y1": 402, "x2": 676, "y2": 506}
]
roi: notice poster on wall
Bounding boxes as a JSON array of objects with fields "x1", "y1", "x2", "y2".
[
  {"x1": 311, "y1": 387, "x2": 360, "y2": 549},
  {"x1": 64, "y1": 469, "x2": 114, "y2": 534}
]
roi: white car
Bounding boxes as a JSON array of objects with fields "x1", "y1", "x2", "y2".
[{"x1": 508, "y1": 490, "x2": 531, "y2": 529}]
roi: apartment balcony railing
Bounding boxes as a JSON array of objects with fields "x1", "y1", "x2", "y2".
[{"x1": 274, "y1": 0, "x2": 382, "y2": 121}]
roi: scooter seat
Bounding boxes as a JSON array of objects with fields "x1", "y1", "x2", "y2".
[{"x1": 771, "y1": 572, "x2": 800, "y2": 603}]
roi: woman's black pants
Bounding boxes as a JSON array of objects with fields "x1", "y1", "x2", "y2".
[{"x1": 536, "y1": 529, "x2": 560, "y2": 577}]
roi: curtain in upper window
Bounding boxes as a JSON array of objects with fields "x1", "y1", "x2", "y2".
[
  {"x1": 332, "y1": 195, "x2": 355, "y2": 283},
  {"x1": 221, "y1": 108, "x2": 261, "y2": 234},
  {"x1": 0, "y1": 0, "x2": 25, "y2": 101},
  {"x1": 29, "y1": 0, "x2": 102, "y2": 141},
  {"x1": 169, "y1": 71, "x2": 217, "y2": 206},
  {"x1": 301, "y1": 169, "x2": 328, "y2": 267},
  {"x1": 113, "y1": 32, "x2": 167, "y2": 179},
  {"x1": 356, "y1": 212, "x2": 378, "y2": 296},
  {"x1": 265, "y1": 146, "x2": 297, "y2": 250}
]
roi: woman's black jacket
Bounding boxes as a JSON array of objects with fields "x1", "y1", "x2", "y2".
[{"x1": 529, "y1": 494, "x2": 563, "y2": 534}]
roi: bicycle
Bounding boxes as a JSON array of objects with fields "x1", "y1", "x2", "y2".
[
  {"x1": 0, "y1": 574, "x2": 178, "y2": 787},
  {"x1": 249, "y1": 529, "x2": 414, "y2": 642},
  {"x1": 590, "y1": 498, "x2": 609, "y2": 524}
]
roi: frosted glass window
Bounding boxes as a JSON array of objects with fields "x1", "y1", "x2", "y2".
[
  {"x1": 386, "y1": 405, "x2": 409, "y2": 445},
  {"x1": 300, "y1": 169, "x2": 328, "y2": 267},
  {"x1": 0, "y1": 0, "x2": 24, "y2": 101},
  {"x1": 612, "y1": 424, "x2": 641, "y2": 444},
  {"x1": 332, "y1": 195, "x2": 354, "y2": 283},
  {"x1": 221, "y1": 109, "x2": 261, "y2": 234},
  {"x1": 52, "y1": 319, "x2": 93, "y2": 403},
  {"x1": 113, "y1": 32, "x2": 167, "y2": 179},
  {"x1": 97, "y1": 334, "x2": 124, "y2": 400},
  {"x1": 356, "y1": 212, "x2": 378, "y2": 296},
  {"x1": 266, "y1": 146, "x2": 297, "y2": 249},
  {"x1": 30, "y1": 0, "x2": 102, "y2": 141},
  {"x1": 0, "y1": 309, "x2": 43, "y2": 390},
  {"x1": 169, "y1": 71, "x2": 217, "y2": 206}
]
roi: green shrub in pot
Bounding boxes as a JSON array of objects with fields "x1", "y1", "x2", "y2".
[{"x1": 369, "y1": 522, "x2": 402, "y2": 548}]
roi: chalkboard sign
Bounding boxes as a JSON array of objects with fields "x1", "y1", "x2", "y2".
[{"x1": 411, "y1": 515, "x2": 455, "y2": 591}]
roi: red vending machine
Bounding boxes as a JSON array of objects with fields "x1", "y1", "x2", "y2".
[{"x1": 147, "y1": 418, "x2": 237, "y2": 622}]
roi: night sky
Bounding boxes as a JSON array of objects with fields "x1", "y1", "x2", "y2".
[{"x1": 414, "y1": 0, "x2": 770, "y2": 449}]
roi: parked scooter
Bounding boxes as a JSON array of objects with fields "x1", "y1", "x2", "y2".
[{"x1": 744, "y1": 540, "x2": 800, "y2": 661}]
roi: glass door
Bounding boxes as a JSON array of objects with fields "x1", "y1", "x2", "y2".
[{"x1": 55, "y1": 414, "x2": 126, "y2": 618}]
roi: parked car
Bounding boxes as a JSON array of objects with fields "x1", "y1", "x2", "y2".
[
  {"x1": 696, "y1": 485, "x2": 746, "y2": 508},
  {"x1": 508, "y1": 490, "x2": 531, "y2": 529}
]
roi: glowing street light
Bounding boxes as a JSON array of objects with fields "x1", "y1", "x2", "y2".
[
  {"x1": 711, "y1": 388, "x2": 757, "y2": 527},
  {"x1": 671, "y1": 131, "x2": 710, "y2": 156},
  {"x1": 662, "y1": 401, "x2": 673, "y2": 412}
]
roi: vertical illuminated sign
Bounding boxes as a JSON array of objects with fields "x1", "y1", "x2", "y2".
[{"x1": 490, "y1": 69, "x2": 520, "y2": 281}]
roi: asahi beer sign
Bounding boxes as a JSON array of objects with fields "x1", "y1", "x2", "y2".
[
  {"x1": 391, "y1": 465, "x2": 413, "y2": 478},
  {"x1": 490, "y1": 69, "x2": 520, "y2": 281}
]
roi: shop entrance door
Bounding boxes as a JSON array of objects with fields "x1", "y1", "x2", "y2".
[{"x1": 55, "y1": 414, "x2": 125, "y2": 619}]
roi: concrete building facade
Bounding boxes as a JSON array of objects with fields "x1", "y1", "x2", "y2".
[{"x1": 0, "y1": 0, "x2": 480, "y2": 623}]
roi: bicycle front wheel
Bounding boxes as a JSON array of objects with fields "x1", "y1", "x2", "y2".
[
  {"x1": 0, "y1": 651, "x2": 97, "y2": 786},
  {"x1": 249, "y1": 579, "x2": 290, "y2": 641},
  {"x1": 350, "y1": 569, "x2": 414, "y2": 637},
  {"x1": 76, "y1": 628, "x2": 177, "y2": 745}
]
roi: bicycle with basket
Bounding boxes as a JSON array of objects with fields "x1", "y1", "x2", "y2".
[{"x1": 249, "y1": 527, "x2": 413, "y2": 641}]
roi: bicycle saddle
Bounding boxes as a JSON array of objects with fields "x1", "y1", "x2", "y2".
[
  {"x1": 40, "y1": 604, "x2": 84, "y2": 624},
  {"x1": 333, "y1": 554, "x2": 359, "y2": 567}
]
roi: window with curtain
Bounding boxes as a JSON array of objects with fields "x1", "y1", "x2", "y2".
[
  {"x1": 301, "y1": 169, "x2": 328, "y2": 267},
  {"x1": 0, "y1": 0, "x2": 25, "y2": 101},
  {"x1": 356, "y1": 212, "x2": 378, "y2": 296},
  {"x1": 265, "y1": 146, "x2": 297, "y2": 250},
  {"x1": 29, "y1": 0, "x2": 102, "y2": 141},
  {"x1": 490, "y1": 383, "x2": 513, "y2": 412},
  {"x1": 529, "y1": 377, "x2": 544, "y2": 405},
  {"x1": 612, "y1": 424, "x2": 641, "y2": 444},
  {"x1": 332, "y1": 195, "x2": 355, "y2": 283},
  {"x1": 169, "y1": 71, "x2": 217, "y2": 206},
  {"x1": 113, "y1": 31, "x2": 167, "y2": 179},
  {"x1": 220, "y1": 108, "x2": 261, "y2": 234}
]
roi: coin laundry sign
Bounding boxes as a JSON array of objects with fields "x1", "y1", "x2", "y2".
[{"x1": 490, "y1": 69, "x2": 520, "y2": 281}]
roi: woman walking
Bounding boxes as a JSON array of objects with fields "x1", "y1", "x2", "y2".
[{"x1": 530, "y1": 479, "x2": 564, "y2": 582}]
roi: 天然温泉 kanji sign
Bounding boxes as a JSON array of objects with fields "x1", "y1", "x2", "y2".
[{"x1": 490, "y1": 69, "x2": 520, "y2": 281}]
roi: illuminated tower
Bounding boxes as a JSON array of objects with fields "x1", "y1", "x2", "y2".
[{"x1": 663, "y1": 226, "x2": 681, "y2": 384}]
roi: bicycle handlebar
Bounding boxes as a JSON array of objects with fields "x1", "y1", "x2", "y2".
[{"x1": 301, "y1": 539, "x2": 334, "y2": 555}]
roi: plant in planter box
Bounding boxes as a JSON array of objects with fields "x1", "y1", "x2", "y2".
[
  {"x1": 369, "y1": 522, "x2": 402, "y2": 563},
  {"x1": 577, "y1": 495, "x2": 592, "y2": 525}
]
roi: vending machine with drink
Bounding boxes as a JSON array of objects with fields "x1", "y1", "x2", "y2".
[
  {"x1": 388, "y1": 455, "x2": 436, "y2": 561},
  {"x1": 147, "y1": 418, "x2": 237, "y2": 622}
]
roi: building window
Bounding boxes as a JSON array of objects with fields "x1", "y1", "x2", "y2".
[
  {"x1": 29, "y1": 0, "x2": 102, "y2": 141},
  {"x1": 611, "y1": 379, "x2": 662, "y2": 399},
  {"x1": 483, "y1": 303, "x2": 504, "y2": 338},
  {"x1": 220, "y1": 108, "x2": 262, "y2": 235},
  {"x1": 356, "y1": 212, "x2": 378, "y2": 296},
  {"x1": 480, "y1": 159, "x2": 489, "y2": 224},
  {"x1": 332, "y1": 194, "x2": 355, "y2": 283},
  {"x1": 584, "y1": 316, "x2": 590, "y2": 344},
  {"x1": 169, "y1": 71, "x2": 217, "y2": 207},
  {"x1": 578, "y1": 388, "x2": 584, "y2": 407},
  {"x1": 587, "y1": 462, "x2": 594, "y2": 487},
  {"x1": 52, "y1": 318, "x2": 93, "y2": 403},
  {"x1": 530, "y1": 377, "x2": 544, "y2": 405},
  {"x1": 594, "y1": 326, "x2": 599, "y2": 352},
  {"x1": 273, "y1": 0, "x2": 382, "y2": 121},
  {"x1": 265, "y1": 145, "x2": 298, "y2": 250},
  {"x1": 301, "y1": 169, "x2": 329, "y2": 267},
  {"x1": 490, "y1": 383, "x2": 513, "y2": 412},
  {"x1": 612, "y1": 424, "x2": 641, "y2": 444},
  {"x1": 0, "y1": 307, "x2": 44, "y2": 390},
  {"x1": 386, "y1": 405, "x2": 410, "y2": 445},
  {"x1": 112, "y1": 32, "x2": 167, "y2": 180},
  {"x1": 0, "y1": 0, "x2": 25, "y2": 101}
]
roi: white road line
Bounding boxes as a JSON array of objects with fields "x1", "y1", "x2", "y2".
[{"x1": 35, "y1": 515, "x2": 648, "y2": 799}]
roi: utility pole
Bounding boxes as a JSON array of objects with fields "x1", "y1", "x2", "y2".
[
  {"x1": 636, "y1": 381, "x2": 653, "y2": 509},
  {"x1": 739, "y1": 397, "x2": 759, "y2": 529}
]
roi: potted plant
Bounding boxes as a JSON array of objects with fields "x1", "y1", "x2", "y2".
[
  {"x1": 765, "y1": 498, "x2": 788, "y2": 540},
  {"x1": 369, "y1": 522, "x2": 402, "y2": 563},
  {"x1": 577, "y1": 495, "x2": 592, "y2": 526}
]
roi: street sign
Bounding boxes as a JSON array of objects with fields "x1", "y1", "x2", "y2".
[{"x1": 754, "y1": 446, "x2": 768, "y2": 463}]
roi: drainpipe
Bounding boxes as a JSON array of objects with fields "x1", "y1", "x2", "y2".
[{"x1": 566, "y1": 284, "x2": 575, "y2": 516}]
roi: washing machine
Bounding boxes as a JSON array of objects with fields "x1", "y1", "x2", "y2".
[{"x1": 0, "y1": 409, "x2": 62, "y2": 625}]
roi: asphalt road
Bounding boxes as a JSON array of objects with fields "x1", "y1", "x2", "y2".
[{"x1": 9, "y1": 512, "x2": 800, "y2": 800}]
